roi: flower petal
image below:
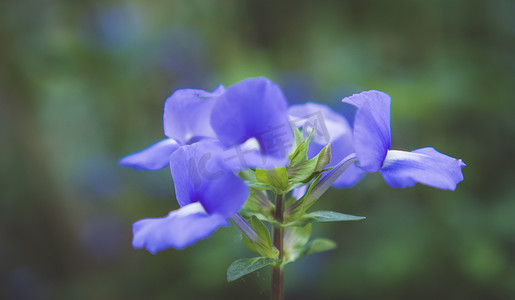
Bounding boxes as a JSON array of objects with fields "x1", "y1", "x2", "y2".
[
  {"x1": 342, "y1": 90, "x2": 391, "y2": 172},
  {"x1": 307, "y1": 140, "x2": 365, "y2": 188},
  {"x1": 119, "y1": 139, "x2": 179, "y2": 170},
  {"x1": 210, "y1": 77, "x2": 293, "y2": 168},
  {"x1": 221, "y1": 139, "x2": 289, "y2": 170},
  {"x1": 132, "y1": 202, "x2": 228, "y2": 253},
  {"x1": 328, "y1": 134, "x2": 367, "y2": 187},
  {"x1": 288, "y1": 102, "x2": 360, "y2": 187},
  {"x1": 170, "y1": 141, "x2": 249, "y2": 218},
  {"x1": 380, "y1": 148, "x2": 466, "y2": 190},
  {"x1": 292, "y1": 186, "x2": 307, "y2": 199},
  {"x1": 288, "y1": 102, "x2": 351, "y2": 144},
  {"x1": 163, "y1": 85, "x2": 225, "y2": 144}
]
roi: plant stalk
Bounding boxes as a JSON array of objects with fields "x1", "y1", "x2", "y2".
[{"x1": 272, "y1": 193, "x2": 284, "y2": 300}]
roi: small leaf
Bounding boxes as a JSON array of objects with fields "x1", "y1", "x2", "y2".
[
  {"x1": 240, "y1": 189, "x2": 274, "y2": 218},
  {"x1": 284, "y1": 224, "x2": 312, "y2": 251},
  {"x1": 314, "y1": 144, "x2": 331, "y2": 173},
  {"x1": 246, "y1": 182, "x2": 275, "y2": 190},
  {"x1": 287, "y1": 156, "x2": 318, "y2": 183},
  {"x1": 242, "y1": 216, "x2": 278, "y2": 258},
  {"x1": 227, "y1": 257, "x2": 279, "y2": 282},
  {"x1": 240, "y1": 169, "x2": 277, "y2": 192},
  {"x1": 305, "y1": 238, "x2": 337, "y2": 255},
  {"x1": 283, "y1": 224, "x2": 312, "y2": 263},
  {"x1": 288, "y1": 127, "x2": 315, "y2": 165},
  {"x1": 305, "y1": 211, "x2": 366, "y2": 222},
  {"x1": 289, "y1": 211, "x2": 366, "y2": 227},
  {"x1": 288, "y1": 128, "x2": 305, "y2": 161},
  {"x1": 284, "y1": 196, "x2": 297, "y2": 208},
  {"x1": 256, "y1": 167, "x2": 289, "y2": 192},
  {"x1": 239, "y1": 169, "x2": 257, "y2": 182},
  {"x1": 284, "y1": 174, "x2": 323, "y2": 222},
  {"x1": 282, "y1": 225, "x2": 337, "y2": 263},
  {"x1": 301, "y1": 153, "x2": 358, "y2": 208},
  {"x1": 287, "y1": 144, "x2": 331, "y2": 185}
]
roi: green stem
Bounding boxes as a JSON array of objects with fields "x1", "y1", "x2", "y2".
[{"x1": 272, "y1": 193, "x2": 284, "y2": 300}]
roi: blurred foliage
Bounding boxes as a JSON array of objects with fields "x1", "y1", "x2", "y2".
[{"x1": 1, "y1": 0, "x2": 515, "y2": 299}]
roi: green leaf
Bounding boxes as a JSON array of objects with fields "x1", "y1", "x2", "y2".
[
  {"x1": 313, "y1": 144, "x2": 331, "y2": 172},
  {"x1": 287, "y1": 144, "x2": 331, "y2": 186},
  {"x1": 284, "y1": 224, "x2": 312, "y2": 250},
  {"x1": 240, "y1": 189, "x2": 274, "y2": 218},
  {"x1": 289, "y1": 211, "x2": 366, "y2": 227},
  {"x1": 287, "y1": 156, "x2": 317, "y2": 183},
  {"x1": 239, "y1": 169, "x2": 257, "y2": 181},
  {"x1": 227, "y1": 257, "x2": 279, "y2": 282},
  {"x1": 255, "y1": 167, "x2": 289, "y2": 192},
  {"x1": 242, "y1": 216, "x2": 278, "y2": 258},
  {"x1": 283, "y1": 224, "x2": 312, "y2": 263},
  {"x1": 284, "y1": 196, "x2": 297, "y2": 208},
  {"x1": 288, "y1": 127, "x2": 305, "y2": 160},
  {"x1": 287, "y1": 144, "x2": 331, "y2": 185},
  {"x1": 284, "y1": 235, "x2": 337, "y2": 263},
  {"x1": 305, "y1": 210, "x2": 366, "y2": 222},
  {"x1": 304, "y1": 173, "x2": 322, "y2": 199},
  {"x1": 288, "y1": 127, "x2": 315, "y2": 165},
  {"x1": 283, "y1": 174, "x2": 323, "y2": 223},
  {"x1": 283, "y1": 225, "x2": 336, "y2": 263},
  {"x1": 305, "y1": 238, "x2": 337, "y2": 255},
  {"x1": 240, "y1": 168, "x2": 283, "y2": 192}
]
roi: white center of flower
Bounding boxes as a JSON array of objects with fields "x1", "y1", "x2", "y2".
[
  {"x1": 169, "y1": 202, "x2": 207, "y2": 218},
  {"x1": 240, "y1": 137, "x2": 261, "y2": 152},
  {"x1": 382, "y1": 150, "x2": 428, "y2": 168}
]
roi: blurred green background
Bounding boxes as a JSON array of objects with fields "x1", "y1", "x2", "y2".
[{"x1": 1, "y1": 0, "x2": 514, "y2": 299}]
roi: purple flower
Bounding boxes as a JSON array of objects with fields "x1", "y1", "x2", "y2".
[
  {"x1": 119, "y1": 85, "x2": 225, "y2": 170},
  {"x1": 342, "y1": 90, "x2": 465, "y2": 190},
  {"x1": 132, "y1": 141, "x2": 249, "y2": 253},
  {"x1": 121, "y1": 77, "x2": 294, "y2": 171},
  {"x1": 288, "y1": 102, "x2": 366, "y2": 188},
  {"x1": 210, "y1": 77, "x2": 293, "y2": 169},
  {"x1": 123, "y1": 77, "x2": 295, "y2": 252}
]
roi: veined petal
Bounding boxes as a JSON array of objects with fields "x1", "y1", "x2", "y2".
[
  {"x1": 288, "y1": 102, "x2": 351, "y2": 144},
  {"x1": 210, "y1": 77, "x2": 293, "y2": 168},
  {"x1": 132, "y1": 202, "x2": 228, "y2": 253},
  {"x1": 119, "y1": 139, "x2": 180, "y2": 170},
  {"x1": 163, "y1": 85, "x2": 225, "y2": 144},
  {"x1": 170, "y1": 141, "x2": 249, "y2": 218},
  {"x1": 380, "y1": 148, "x2": 466, "y2": 190},
  {"x1": 342, "y1": 90, "x2": 391, "y2": 172}
]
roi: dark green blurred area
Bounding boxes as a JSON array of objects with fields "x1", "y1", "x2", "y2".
[{"x1": 1, "y1": 0, "x2": 514, "y2": 299}]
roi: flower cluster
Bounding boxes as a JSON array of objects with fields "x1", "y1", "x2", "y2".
[{"x1": 121, "y1": 77, "x2": 465, "y2": 267}]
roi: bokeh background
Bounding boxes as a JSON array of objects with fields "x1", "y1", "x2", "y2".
[{"x1": 1, "y1": 0, "x2": 515, "y2": 299}]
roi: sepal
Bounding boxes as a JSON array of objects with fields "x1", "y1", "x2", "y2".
[
  {"x1": 284, "y1": 173, "x2": 323, "y2": 220},
  {"x1": 240, "y1": 188, "x2": 274, "y2": 221},
  {"x1": 241, "y1": 216, "x2": 279, "y2": 258},
  {"x1": 288, "y1": 127, "x2": 311, "y2": 165},
  {"x1": 287, "y1": 144, "x2": 331, "y2": 185},
  {"x1": 255, "y1": 167, "x2": 289, "y2": 193}
]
